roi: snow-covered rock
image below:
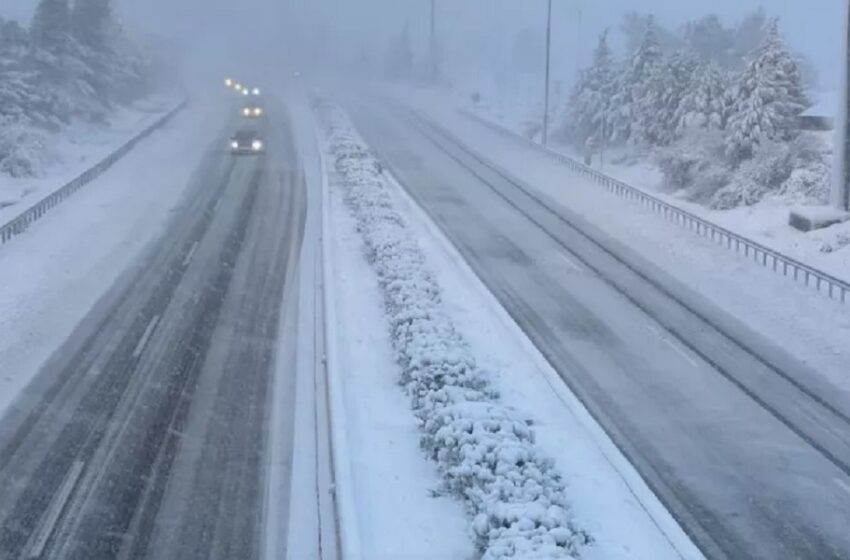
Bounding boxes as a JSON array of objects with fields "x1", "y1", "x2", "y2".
[{"x1": 315, "y1": 97, "x2": 590, "y2": 559}]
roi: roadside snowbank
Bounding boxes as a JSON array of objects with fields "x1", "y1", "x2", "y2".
[
  {"x1": 315, "y1": 97, "x2": 589, "y2": 559},
  {"x1": 0, "y1": 95, "x2": 179, "y2": 225}
]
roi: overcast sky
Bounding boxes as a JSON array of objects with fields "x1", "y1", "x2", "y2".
[{"x1": 1, "y1": 1, "x2": 845, "y2": 90}]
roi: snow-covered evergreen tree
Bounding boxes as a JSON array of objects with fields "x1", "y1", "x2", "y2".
[
  {"x1": 620, "y1": 12, "x2": 681, "y2": 55},
  {"x1": 0, "y1": 18, "x2": 28, "y2": 56},
  {"x1": 684, "y1": 15, "x2": 733, "y2": 66},
  {"x1": 71, "y1": 0, "x2": 112, "y2": 51},
  {"x1": 651, "y1": 50, "x2": 701, "y2": 144},
  {"x1": 607, "y1": 18, "x2": 666, "y2": 144},
  {"x1": 31, "y1": 0, "x2": 70, "y2": 51},
  {"x1": 561, "y1": 30, "x2": 616, "y2": 148},
  {"x1": 674, "y1": 61, "x2": 729, "y2": 134},
  {"x1": 624, "y1": 18, "x2": 673, "y2": 146},
  {"x1": 630, "y1": 18, "x2": 664, "y2": 79},
  {"x1": 1, "y1": 7, "x2": 153, "y2": 177},
  {"x1": 725, "y1": 19, "x2": 808, "y2": 163}
]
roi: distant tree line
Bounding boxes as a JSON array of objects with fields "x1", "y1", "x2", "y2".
[{"x1": 0, "y1": 0, "x2": 153, "y2": 176}]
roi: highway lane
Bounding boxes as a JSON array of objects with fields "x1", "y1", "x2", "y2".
[
  {"x1": 344, "y1": 96, "x2": 850, "y2": 560},
  {"x1": 0, "y1": 102, "x2": 306, "y2": 559}
]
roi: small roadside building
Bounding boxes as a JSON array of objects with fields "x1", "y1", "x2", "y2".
[{"x1": 799, "y1": 91, "x2": 837, "y2": 131}]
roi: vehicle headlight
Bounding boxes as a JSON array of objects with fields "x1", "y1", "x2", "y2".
[
  {"x1": 253, "y1": 108, "x2": 263, "y2": 116},
  {"x1": 225, "y1": 77, "x2": 233, "y2": 87},
  {"x1": 231, "y1": 141, "x2": 239, "y2": 149},
  {"x1": 234, "y1": 83, "x2": 243, "y2": 91},
  {"x1": 242, "y1": 108, "x2": 251, "y2": 116},
  {"x1": 252, "y1": 88, "x2": 261, "y2": 96},
  {"x1": 252, "y1": 140, "x2": 263, "y2": 151},
  {"x1": 242, "y1": 90, "x2": 249, "y2": 96}
]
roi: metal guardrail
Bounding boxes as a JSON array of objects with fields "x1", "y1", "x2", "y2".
[
  {"x1": 0, "y1": 100, "x2": 189, "y2": 247},
  {"x1": 464, "y1": 110, "x2": 850, "y2": 305}
]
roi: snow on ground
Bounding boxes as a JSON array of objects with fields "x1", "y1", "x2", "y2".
[
  {"x1": 0, "y1": 94, "x2": 180, "y2": 225},
  {"x1": 454, "y1": 88, "x2": 850, "y2": 285},
  {"x1": 317, "y1": 98, "x2": 591, "y2": 559},
  {"x1": 383, "y1": 159, "x2": 703, "y2": 560},
  {"x1": 327, "y1": 182, "x2": 475, "y2": 560},
  {"x1": 391, "y1": 88, "x2": 850, "y2": 395},
  {"x1": 543, "y1": 138, "x2": 850, "y2": 284},
  {"x1": 320, "y1": 95, "x2": 702, "y2": 560},
  {"x1": 0, "y1": 93, "x2": 226, "y2": 419}
]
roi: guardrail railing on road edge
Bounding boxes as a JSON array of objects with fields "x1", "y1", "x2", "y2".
[
  {"x1": 0, "y1": 100, "x2": 190, "y2": 247},
  {"x1": 463, "y1": 110, "x2": 850, "y2": 306}
]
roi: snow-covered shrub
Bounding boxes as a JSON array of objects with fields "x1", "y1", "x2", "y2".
[
  {"x1": 0, "y1": 120, "x2": 53, "y2": 177},
  {"x1": 710, "y1": 134, "x2": 830, "y2": 209},
  {"x1": 777, "y1": 134, "x2": 831, "y2": 204},
  {"x1": 780, "y1": 166, "x2": 830, "y2": 204},
  {"x1": 315, "y1": 97, "x2": 590, "y2": 559},
  {"x1": 711, "y1": 140, "x2": 793, "y2": 209},
  {"x1": 656, "y1": 130, "x2": 730, "y2": 202}
]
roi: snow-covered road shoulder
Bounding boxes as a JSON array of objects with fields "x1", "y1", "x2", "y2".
[
  {"x1": 0, "y1": 94, "x2": 228, "y2": 420},
  {"x1": 0, "y1": 95, "x2": 184, "y2": 226},
  {"x1": 316, "y1": 97, "x2": 703, "y2": 559}
]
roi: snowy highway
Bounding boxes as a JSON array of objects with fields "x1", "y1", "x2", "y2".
[
  {"x1": 0, "y1": 102, "x2": 307, "y2": 559},
  {"x1": 343, "y1": 95, "x2": 850, "y2": 560}
]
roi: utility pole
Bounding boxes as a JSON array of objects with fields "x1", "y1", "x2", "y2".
[
  {"x1": 835, "y1": 0, "x2": 850, "y2": 211},
  {"x1": 576, "y1": 1, "x2": 583, "y2": 71},
  {"x1": 542, "y1": 0, "x2": 552, "y2": 146},
  {"x1": 430, "y1": 0, "x2": 438, "y2": 82}
]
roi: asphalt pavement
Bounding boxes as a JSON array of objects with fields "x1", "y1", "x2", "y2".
[
  {"x1": 0, "y1": 102, "x2": 307, "y2": 560},
  {"x1": 344, "y1": 95, "x2": 850, "y2": 560}
]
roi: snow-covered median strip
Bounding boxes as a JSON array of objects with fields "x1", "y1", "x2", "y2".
[{"x1": 315, "y1": 97, "x2": 590, "y2": 559}]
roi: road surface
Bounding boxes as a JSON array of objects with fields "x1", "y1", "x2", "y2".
[
  {"x1": 344, "y1": 95, "x2": 850, "y2": 560},
  {"x1": 0, "y1": 101, "x2": 308, "y2": 560}
]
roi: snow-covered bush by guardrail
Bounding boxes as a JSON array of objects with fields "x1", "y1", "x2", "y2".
[{"x1": 315, "y1": 97, "x2": 589, "y2": 559}]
